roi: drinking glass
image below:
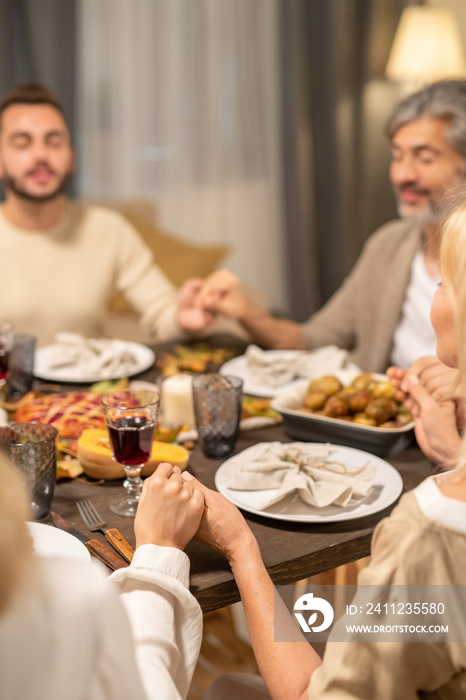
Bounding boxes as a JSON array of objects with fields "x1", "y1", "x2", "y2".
[
  {"x1": 192, "y1": 374, "x2": 243, "y2": 459},
  {"x1": 100, "y1": 389, "x2": 160, "y2": 517},
  {"x1": 0, "y1": 422, "x2": 58, "y2": 519},
  {"x1": 0, "y1": 321, "x2": 14, "y2": 388},
  {"x1": 7, "y1": 333, "x2": 36, "y2": 399}
]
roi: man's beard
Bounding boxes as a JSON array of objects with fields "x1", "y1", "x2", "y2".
[
  {"x1": 396, "y1": 181, "x2": 466, "y2": 225},
  {"x1": 1, "y1": 169, "x2": 72, "y2": 203},
  {"x1": 397, "y1": 200, "x2": 437, "y2": 224}
]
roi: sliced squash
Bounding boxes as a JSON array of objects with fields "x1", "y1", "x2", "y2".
[{"x1": 77, "y1": 428, "x2": 189, "y2": 480}]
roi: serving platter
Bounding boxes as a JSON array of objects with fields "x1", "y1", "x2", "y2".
[{"x1": 271, "y1": 377, "x2": 415, "y2": 457}]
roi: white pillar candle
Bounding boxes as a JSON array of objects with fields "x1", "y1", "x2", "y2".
[{"x1": 161, "y1": 374, "x2": 196, "y2": 427}]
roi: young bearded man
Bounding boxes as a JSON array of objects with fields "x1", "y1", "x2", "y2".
[{"x1": 0, "y1": 82, "x2": 224, "y2": 345}]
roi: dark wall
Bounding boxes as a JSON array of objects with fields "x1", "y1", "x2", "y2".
[{"x1": 0, "y1": 0, "x2": 76, "y2": 140}]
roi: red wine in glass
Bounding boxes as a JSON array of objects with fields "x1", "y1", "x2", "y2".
[
  {"x1": 0, "y1": 345, "x2": 10, "y2": 382},
  {"x1": 108, "y1": 413, "x2": 155, "y2": 465}
]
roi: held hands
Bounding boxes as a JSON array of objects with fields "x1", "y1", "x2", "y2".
[
  {"x1": 134, "y1": 463, "x2": 205, "y2": 551},
  {"x1": 195, "y1": 270, "x2": 256, "y2": 320},
  {"x1": 387, "y1": 356, "x2": 460, "y2": 404},
  {"x1": 134, "y1": 462, "x2": 258, "y2": 564},
  {"x1": 176, "y1": 278, "x2": 216, "y2": 331},
  {"x1": 181, "y1": 471, "x2": 259, "y2": 566},
  {"x1": 387, "y1": 362, "x2": 462, "y2": 466},
  {"x1": 399, "y1": 374, "x2": 461, "y2": 466},
  {"x1": 177, "y1": 270, "x2": 259, "y2": 331}
]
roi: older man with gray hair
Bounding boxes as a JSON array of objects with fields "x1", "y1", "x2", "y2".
[{"x1": 193, "y1": 79, "x2": 466, "y2": 373}]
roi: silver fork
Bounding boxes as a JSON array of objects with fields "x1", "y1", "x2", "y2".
[{"x1": 77, "y1": 499, "x2": 135, "y2": 563}]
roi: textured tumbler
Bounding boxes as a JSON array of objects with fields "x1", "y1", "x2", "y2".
[
  {"x1": 0, "y1": 422, "x2": 57, "y2": 519},
  {"x1": 192, "y1": 374, "x2": 243, "y2": 459}
]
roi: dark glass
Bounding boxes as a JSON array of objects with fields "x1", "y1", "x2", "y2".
[
  {"x1": 108, "y1": 413, "x2": 155, "y2": 465},
  {"x1": 192, "y1": 373, "x2": 243, "y2": 459},
  {"x1": 0, "y1": 422, "x2": 57, "y2": 519},
  {"x1": 199, "y1": 431, "x2": 240, "y2": 459}
]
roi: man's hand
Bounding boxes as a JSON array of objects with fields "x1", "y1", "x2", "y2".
[
  {"x1": 181, "y1": 471, "x2": 258, "y2": 565},
  {"x1": 134, "y1": 463, "x2": 205, "y2": 550},
  {"x1": 399, "y1": 374, "x2": 461, "y2": 467},
  {"x1": 176, "y1": 278, "x2": 216, "y2": 331},
  {"x1": 195, "y1": 269, "x2": 259, "y2": 321}
]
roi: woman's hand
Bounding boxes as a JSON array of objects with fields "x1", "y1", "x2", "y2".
[
  {"x1": 401, "y1": 374, "x2": 462, "y2": 467},
  {"x1": 181, "y1": 471, "x2": 258, "y2": 565},
  {"x1": 134, "y1": 463, "x2": 205, "y2": 550},
  {"x1": 387, "y1": 356, "x2": 460, "y2": 404}
]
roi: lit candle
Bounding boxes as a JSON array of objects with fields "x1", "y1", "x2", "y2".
[{"x1": 161, "y1": 374, "x2": 195, "y2": 427}]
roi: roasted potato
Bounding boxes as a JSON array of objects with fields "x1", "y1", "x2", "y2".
[
  {"x1": 303, "y1": 391, "x2": 327, "y2": 411},
  {"x1": 348, "y1": 389, "x2": 372, "y2": 413},
  {"x1": 306, "y1": 375, "x2": 343, "y2": 397},
  {"x1": 350, "y1": 372, "x2": 376, "y2": 391},
  {"x1": 353, "y1": 412, "x2": 377, "y2": 426},
  {"x1": 300, "y1": 372, "x2": 411, "y2": 430},
  {"x1": 323, "y1": 394, "x2": 350, "y2": 418},
  {"x1": 372, "y1": 381, "x2": 397, "y2": 399},
  {"x1": 364, "y1": 397, "x2": 398, "y2": 425}
]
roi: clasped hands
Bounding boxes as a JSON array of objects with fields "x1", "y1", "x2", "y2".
[
  {"x1": 134, "y1": 461, "x2": 255, "y2": 562},
  {"x1": 176, "y1": 270, "x2": 255, "y2": 331},
  {"x1": 387, "y1": 356, "x2": 463, "y2": 467}
]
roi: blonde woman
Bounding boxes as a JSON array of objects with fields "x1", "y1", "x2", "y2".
[
  {"x1": 185, "y1": 200, "x2": 466, "y2": 698},
  {"x1": 0, "y1": 455, "x2": 205, "y2": 700}
]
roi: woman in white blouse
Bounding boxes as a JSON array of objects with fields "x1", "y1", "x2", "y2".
[{"x1": 0, "y1": 455, "x2": 205, "y2": 700}]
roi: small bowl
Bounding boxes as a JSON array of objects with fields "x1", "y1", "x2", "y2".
[{"x1": 271, "y1": 377, "x2": 414, "y2": 457}]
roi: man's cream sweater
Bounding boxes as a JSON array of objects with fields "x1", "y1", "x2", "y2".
[{"x1": 0, "y1": 202, "x2": 181, "y2": 346}]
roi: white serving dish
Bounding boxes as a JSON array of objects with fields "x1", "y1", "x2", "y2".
[{"x1": 271, "y1": 375, "x2": 415, "y2": 457}]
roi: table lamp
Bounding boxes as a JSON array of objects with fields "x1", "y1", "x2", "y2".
[{"x1": 386, "y1": 6, "x2": 466, "y2": 84}]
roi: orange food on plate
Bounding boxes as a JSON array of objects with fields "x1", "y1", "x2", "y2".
[
  {"x1": 77, "y1": 428, "x2": 189, "y2": 479},
  {"x1": 14, "y1": 391, "x2": 107, "y2": 439}
]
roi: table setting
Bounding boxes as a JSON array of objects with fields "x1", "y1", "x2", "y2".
[{"x1": 0, "y1": 330, "x2": 433, "y2": 611}]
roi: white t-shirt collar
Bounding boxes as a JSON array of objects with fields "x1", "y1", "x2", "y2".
[{"x1": 414, "y1": 474, "x2": 466, "y2": 533}]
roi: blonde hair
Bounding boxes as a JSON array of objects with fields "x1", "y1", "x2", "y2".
[
  {"x1": 0, "y1": 451, "x2": 34, "y2": 616},
  {"x1": 440, "y1": 199, "x2": 466, "y2": 470}
]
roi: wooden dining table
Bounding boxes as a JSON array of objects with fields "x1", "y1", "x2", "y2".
[{"x1": 43, "y1": 337, "x2": 436, "y2": 614}]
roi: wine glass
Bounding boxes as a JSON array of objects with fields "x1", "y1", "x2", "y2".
[
  {"x1": 100, "y1": 389, "x2": 160, "y2": 517},
  {"x1": 0, "y1": 321, "x2": 14, "y2": 389}
]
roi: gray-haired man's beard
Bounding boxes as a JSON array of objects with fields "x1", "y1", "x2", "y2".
[
  {"x1": 398, "y1": 203, "x2": 438, "y2": 224},
  {"x1": 1, "y1": 170, "x2": 72, "y2": 203},
  {"x1": 397, "y1": 183, "x2": 466, "y2": 225}
]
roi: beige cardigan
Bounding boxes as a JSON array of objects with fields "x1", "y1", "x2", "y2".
[
  {"x1": 300, "y1": 219, "x2": 424, "y2": 372},
  {"x1": 309, "y1": 487, "x2": 466, "y2": 699}
]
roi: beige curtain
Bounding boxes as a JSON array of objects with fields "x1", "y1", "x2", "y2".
[{"x1": 77, "y1": 0, "x2": 289, "y2": 315}]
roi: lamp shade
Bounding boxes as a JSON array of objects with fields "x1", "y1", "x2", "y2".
[{"x1": 386, "y1": 7, "x2": 466, "y2": 82}]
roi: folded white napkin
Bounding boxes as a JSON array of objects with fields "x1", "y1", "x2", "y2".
[
  {"x1": 223, "y1": 442, "x2": 375, "y2": 509},
  {"x1": 47, "y1": 333, "x2": 138, "y2": 376},
  {"x1": 245, "y1": 345, "x2": 360, "y2": 389}
]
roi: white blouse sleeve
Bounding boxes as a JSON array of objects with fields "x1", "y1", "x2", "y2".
[{"x1": 109, "y1": 544, "x2": 203, "y2": 700}]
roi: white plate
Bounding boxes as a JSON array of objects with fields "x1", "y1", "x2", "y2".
[
  {"x1": 27, "y1": 522, "x2": 91, "y2": 563},
  {"x1": 220, "y1": 350, "x2": 304, "y2": 397},
  {"x1": 34, "y1": 341, "x2": 155, "y2": 383},
  {"x1": 214, "y1": 442, "x2": 404, "y2": 523}
]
